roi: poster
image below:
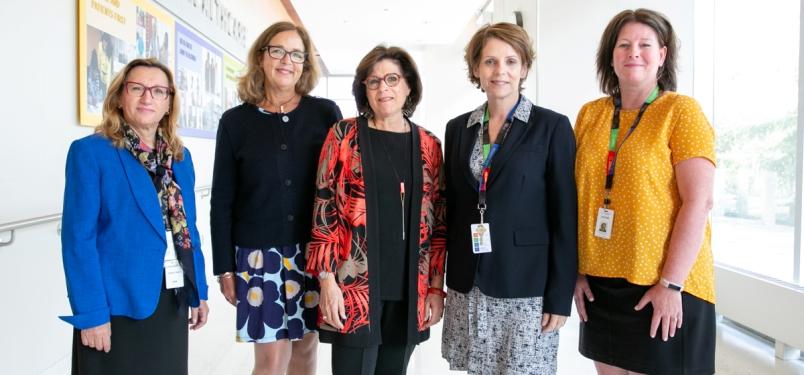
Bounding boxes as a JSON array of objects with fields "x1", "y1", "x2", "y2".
[
  {"x1": 175, "y1": 22, "x2": 224, "y2": 138},
  {"x1": 223, "y1": 53, "x2": 244, "y2": 112},
  {"x1": 78, "y1": 0, "x2": 242, "y2": 137}
]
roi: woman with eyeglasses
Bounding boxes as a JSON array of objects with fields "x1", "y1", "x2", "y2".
[
  {"x1": 306, "y1": 45, "x2": 446, "y2": 375},
  {"x1": 60, "y1": 58, "x2": 209, "y2": 375},
  {"x1": 211, "y1": 22, "x2": 342, "y2": 374}
]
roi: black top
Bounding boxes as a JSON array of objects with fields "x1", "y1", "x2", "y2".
[
  {"x1": 368, "y1": 127, "x2": 413, "y2": 300},
  {"x1": 210, "y1": 96, "x2": 342, "y2": 275},
  {"x1": 443, "y1": 102, "x2": 578, "y2": 316}
]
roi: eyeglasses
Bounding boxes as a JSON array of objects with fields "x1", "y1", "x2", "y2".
[
  {"x1": 124, "y1": 81, "x2": 172, "y2": 101},
  {"x1": 363, "y1": 73, "x2": 402, "y2": 90},
  {"x1": 261, "y1": 45, "x2": 307, "y2": 64}
]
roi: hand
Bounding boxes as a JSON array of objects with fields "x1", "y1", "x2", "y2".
[
  {"x1": 634, "y1": 284, "x2": 683, "y2": 341},
  {"x1": 573, "y1": 274, "x2": 595, "y2": 322},
  {"x1": 81, "y1": 322, "x2": 112, "y2": 352},
  {"x1": 423, "y1": 293, "x2": 445, "y2": 328},
  {"x1": 541, "y1": 313, "x2": 567, "y2": 334},
  {"x1": 190, "y1": 300, "x2": 209, "y2": 330},
  {"x1": 319, "y1": 277, "x2": 346, "y2": 330},
  {"x1": 219, "y1": 275, "x2": 236, "y2": 306}
]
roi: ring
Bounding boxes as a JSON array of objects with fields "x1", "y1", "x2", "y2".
[{"x1": 322, "y1": 316, "x2": 328, "y2": 320}]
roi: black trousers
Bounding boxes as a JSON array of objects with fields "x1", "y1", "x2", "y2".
[
  {"x1": 72, "y1": 287, "x2": 188, "y2": 375},
  {"x1": 331, "y1": 300, "x2": 415, "y2": 375}
]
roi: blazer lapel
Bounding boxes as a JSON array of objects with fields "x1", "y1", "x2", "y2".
[
  {"x1": 459, "y1": 125, "x2": 480, "y2": 189},
  {"x1": 117, "y1": 147, "x2": 167, "y2": 240},
  {"x1": 488, "y1": 113, "x2": 531, "y2": 185}
]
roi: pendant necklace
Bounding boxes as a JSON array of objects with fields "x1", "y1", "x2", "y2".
[
  {"x1": 370, "y1": 119, "x2": 410, "y2": 241},
  {"x1": 264, "y1": 94, "x2": 297, "y2": 123}
]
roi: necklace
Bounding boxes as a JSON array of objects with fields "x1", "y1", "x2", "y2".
[
  {"x1": 262, "y1": 94, "x2": 297, "y2": 123},
  {"x1": 369, "y1": 118, "x2": 411, "y2": 240}
]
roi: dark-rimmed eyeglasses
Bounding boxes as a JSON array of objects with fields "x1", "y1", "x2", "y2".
[
  {"x1": 261, "y1": 45, "x2": 307, "y2": 64},
  {"x1": 124, "y1": 81, "x2": 172, "y2": 101},
  {"x1": 363, "y1": 73, "x2": 402, "y2": 90}
]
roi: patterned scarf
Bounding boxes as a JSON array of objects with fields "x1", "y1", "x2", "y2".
[{"x1": 122, "y1": 124, "x2": 198, "y2": 305}]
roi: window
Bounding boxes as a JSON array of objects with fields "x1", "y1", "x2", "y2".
[{"x1": 705, "y1": 0, "x2": 801, "y2": 283}]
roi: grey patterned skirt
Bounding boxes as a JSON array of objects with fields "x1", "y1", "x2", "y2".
[{"x1": 441, "y1": 287, "x2": 559, "y2": 375}]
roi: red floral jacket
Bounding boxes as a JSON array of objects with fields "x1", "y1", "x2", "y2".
[{"x1": 306, "y1": 117, "x2": 446, "y2": 337}]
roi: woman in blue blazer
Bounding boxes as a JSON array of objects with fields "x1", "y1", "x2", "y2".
[{"x1": 61, "y1": 58, "x2": 209, "y2": 375}]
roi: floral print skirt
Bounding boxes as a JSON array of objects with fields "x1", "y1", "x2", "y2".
[
  {"x1": 234, "y1": 243, "x2": 319, "y2": 343},
  {"x1": 441, "y1": 287, "x2": 559, "y2": 375}
]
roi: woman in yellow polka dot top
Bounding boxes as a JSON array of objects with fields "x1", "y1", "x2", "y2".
[{"x1": 573, "y1": 9, "x2": 717, "y2": 375}]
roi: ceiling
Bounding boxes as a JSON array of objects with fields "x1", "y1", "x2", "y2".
[{"x1": 291, "y1": 0, "x2": 490, "y2": 75}]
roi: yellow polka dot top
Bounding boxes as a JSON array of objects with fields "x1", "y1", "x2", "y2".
[{"x1": 574, "y1": 92, "x2": 716, "y2": 303}]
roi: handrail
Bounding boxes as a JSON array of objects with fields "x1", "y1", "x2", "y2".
[{"x1": 0, "y1": 185, "x2": 211, "y2": 246}]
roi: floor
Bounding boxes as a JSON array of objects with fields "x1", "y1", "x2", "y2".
[{"x1": 204, "y1": 311, "x2": 804, "y2": 374}]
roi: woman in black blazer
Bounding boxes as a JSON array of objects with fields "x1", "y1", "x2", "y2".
[{"x1": 440, "y1": 23, "x2": 577, "y2": 375}]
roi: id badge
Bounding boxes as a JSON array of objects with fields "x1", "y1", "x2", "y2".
[
  {"x1": 470, "y1": 223, "x2": 492, "y2": 254},
  {"x1": 164, "y1": 231, "x2": 185, "y2": 289},
  {"x1": 594, "y1": 208, "x2": 614, "y2": 240}
]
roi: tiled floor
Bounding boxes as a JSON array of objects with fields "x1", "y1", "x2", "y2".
[{"x1": 200, "y1": 308, "x2": 804, "y2": 374}]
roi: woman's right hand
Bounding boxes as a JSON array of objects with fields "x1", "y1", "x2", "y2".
[
  {"x1": 219, "y1": 275, "x2": 236, "y2": 306},
  {"x1": 319, "y1": 276, "x2": 346, "y2": 330},
  {"x1": 81, "y1": 322, "x2": 112, "y2": 352},
  {"x1": 573, "y1": 274, "x2": 595, "y2": 322}
]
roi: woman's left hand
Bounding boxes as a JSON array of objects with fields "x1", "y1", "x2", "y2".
[
  {"x1": 541, "y1": 313, "x2": 567, "y2": 334},
  {"x1": 423, "y1": 293, "x2": 445, "y2": 328},
  {"x1": 634, "y1": 284, "x2": 683, "y2": 341},
  {"x1": 189, "y1": 300, "x2": 209, "y2": 330}
]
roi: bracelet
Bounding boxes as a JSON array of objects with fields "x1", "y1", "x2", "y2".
[
  {"x1": 318, "y1": 271, "x2": 334, "y2": 281},
  {"x1": 216, "y1": 272, "x2": 234, "y2": 283},
  {"x1": 428, "y1": 287, "x2": 447, "y2": 298}
]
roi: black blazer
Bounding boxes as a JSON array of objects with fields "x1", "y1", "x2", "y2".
[{"x1": 444, "y1": 99, "x2": 578, "y2": 315}]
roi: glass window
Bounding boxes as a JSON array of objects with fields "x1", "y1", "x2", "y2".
[{"x1": 707, "y1": 0, "x2": 800, "y2": 283}]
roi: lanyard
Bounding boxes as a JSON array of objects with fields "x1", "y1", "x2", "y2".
[
  {"x1": 603, "y1": 86, "x2": 660, "y2": 207},
  {"x1": 477, "y1": 97, "x2": 520, "y2": 221}
]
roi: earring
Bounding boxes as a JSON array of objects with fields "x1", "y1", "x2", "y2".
[{"x1": 403, "y1": 96, "x2": 413, "y2": 117}]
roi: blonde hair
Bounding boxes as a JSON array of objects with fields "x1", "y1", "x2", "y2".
[
  {"x1": 237, "y1": 22, "x2": 320, "y2": 105},
  {"x1": 464, "y1": 22, "x2": 535, "y2": 91},
  {"x1": 96, "y1": 58, "x2": 184, "y2": 160}
]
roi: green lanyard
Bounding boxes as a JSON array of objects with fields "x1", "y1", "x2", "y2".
[{"x1": 603, "y1": 86, "x2": 660, "y2": 207}]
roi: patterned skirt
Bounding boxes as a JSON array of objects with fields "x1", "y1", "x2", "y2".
[
  {"x1": 441, "y1": 287, "x2": 559, "y2": 375},
  {"x1": 234, "y1": 243, "x2": 319, "y2": 343}
]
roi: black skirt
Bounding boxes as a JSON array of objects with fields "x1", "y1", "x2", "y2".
[
  {"x1": 71, "y1": 287, "x2": 189, "y2": 375},
  {"x1": 579, "y1": 276, "x2": 715, "y2": 375}
]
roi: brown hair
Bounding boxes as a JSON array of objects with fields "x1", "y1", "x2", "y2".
[
  {"x1": 596, "y1": 8, "x2": 678, "y2": 96},
  {"x1": 237, "y1": 22, "x2": 320, "y2": 105},
  {"x1": 96, "y1": 58, "x2": 184, "y2": 160},
  {"x1": 352, "y1": 45, "x2": 422, "y2": 118},
  {"x1": 464, "y1": 22, "x2": 535, "y2": 91}
]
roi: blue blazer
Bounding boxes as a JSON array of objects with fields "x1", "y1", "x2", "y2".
[{"x1": 60, "y1": 134, "x2": 209, "y2": 329}]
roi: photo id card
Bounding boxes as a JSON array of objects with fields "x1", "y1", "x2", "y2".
[
  {"x1": 594, "y1": 208, "x2": 614, "y2": 240},
  {"x1": 164, "y1": 231, "x2": 184, "y2": 289},
  {"x1": 470, "y1": 223, "x2": 492, "y2": 254}
]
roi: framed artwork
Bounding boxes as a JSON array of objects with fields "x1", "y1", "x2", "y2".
[{"x1": 77, "y1": 0, "x2": 243, "y2": 137}]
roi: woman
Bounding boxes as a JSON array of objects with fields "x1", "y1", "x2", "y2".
[
  {"x1": 61, "y1": 58, "x2": 209, "y2": 375},
  {"x1": 441, "y1": 22, "x2": 578, "y2": 375},
  {"x1": 306, "y1": 45, "x2": 446, "y2": 375},
  {"x1": 574, "y1": 9, "x2": 716, "y2": 375},
  {"x1": 210, "y1": 22, "x2": 342, "y2": 375}
]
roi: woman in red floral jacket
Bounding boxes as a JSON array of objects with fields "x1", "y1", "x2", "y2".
[{"x1": 306, "y1": 45, "x2": 446, "y2": 375}]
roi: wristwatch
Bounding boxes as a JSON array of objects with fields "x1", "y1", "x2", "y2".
[{"x1": 660, "y1": 277, "x2": 683, "y2": 292}]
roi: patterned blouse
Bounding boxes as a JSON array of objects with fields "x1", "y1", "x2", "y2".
[{"x1": 306, "y1": 117, "x2": 447, "y2": 337}]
